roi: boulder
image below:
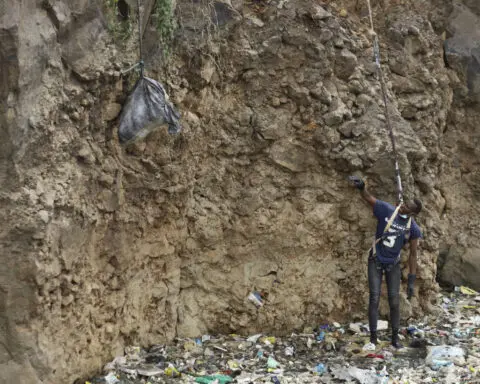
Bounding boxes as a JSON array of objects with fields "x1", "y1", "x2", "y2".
[
  {"x1": 437, "y1": 246, "x2": 480, "y2": 291},
  {"x1": 444, "y1": 4, "x2": 480, "y2": 102},
  {"x1": 335, "y1": 49, "x2": 357, "y2": 80}
]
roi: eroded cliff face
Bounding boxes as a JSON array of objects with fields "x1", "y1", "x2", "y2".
[{"x1": 1, "y1": 0, "x2": 479, "y2": 382}]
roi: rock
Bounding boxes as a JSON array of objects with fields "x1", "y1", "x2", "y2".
[
  {"x1": 338, "y1": 122, "x2": 353, "y2": 138},
  {"x1": 463, "y1": 0, "x2": 480, "y2": 16},
  {"x1": 310, "y1": 84, "x2": 332, "y2": 105},
  {"x1": 271, "y1": 96, "x2": 281, "y2": 107},
  {"x1": 62, "y1": 294, "x2": 74, "y2": 307},
  {"x1": 245, "y1": 14, "x2": 264, "y2": 27},
  {"x1": 50, "y1": 1, "x2": 72, "y2": 31},
  {"x1": 200, "y1": 58, "x2": 216, "y2": 84},
  {"x1": 98, "y1": 173, "x2": 115, "y2": 186},
  {"x1": 103, "y1": 103, "x2": 122, "y2": 121},
  {"x1": 356, "y1": 94, "x2": 372, "y2": 107},
  {"x1": 351, "y1": 124, "x2": 364, "y2": 137},
  {"x1": 308, "y1": 5, "x2": 332, "y2": 20},
  {"x1": 98, "y1": 189, "x2": 118, "y2": 212},
  {"x1": 407, "y1": 94, "x2": 433, "y2": 109},
  {"x1": 269, "y1": 140, "x2": 314, "y2": 172},
  {"x1": 76, "y1": 142, "x2": 95, "y2": 164},
  {"x1": 324, "y1": 110, "x2": 344, "y2": 126},
  {"x1": 335, "y1": 49, "x2": 358, "y2": 80},
  {"x1": 61, "y1": 18, "x2": 106, "y2": 80},
  {"x1": 438, "y1": 247, "x2": 480, "y2": 291},
  {"x1": 252, "y1": 106, "x2": 291, "y2": 140},
  {"x1": 323, "y1": 102, "x2": 350, "y2": 126},
  {"x1": 282, "y1": 32, "x2": 307, "y2": 47},
  {"x1": 305, "y1": 43, "x2": 326, "y2": 60},
  {"x1": 287, "y1": 84, "x2": 311, "y2": 106},
  {"x1": 319, "y1": 29, "x2": 334, "y2": 42},
  {"x1": 444, "y1": 4, "x2": 480, "y2": 102},
  {"x1": 333, "y1": 38, "x2": 345, "y2": 48},
  {"x1": 38, "y1": 210, "x2": 50, "y2": 223},
  {"x1": 348, "y1": 322, "x2": 362, "y2": 333}
]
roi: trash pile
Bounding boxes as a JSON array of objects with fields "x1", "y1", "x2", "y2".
[{"x1": 86, "y1": 287, "x2": 480, "y2": 384}]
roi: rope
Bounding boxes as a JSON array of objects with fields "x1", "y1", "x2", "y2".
[
  {"x1": 365, "y1": 0, "x2": 404, "y2": 204},
  {"x1": 137, "y1": 0, "x2": 145, "y2": 77}
]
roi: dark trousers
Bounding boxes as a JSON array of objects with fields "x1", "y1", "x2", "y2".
[{"x1": 368, "y1": 256, "x2": 401, "y2": 332}]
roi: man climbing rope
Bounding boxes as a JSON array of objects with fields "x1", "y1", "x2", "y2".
[{"x1": 349, "y1": 176, "x2": 422, "y2": 348}]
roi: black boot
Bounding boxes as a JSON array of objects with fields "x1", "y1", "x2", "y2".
[
  {"x1": 391, "y1": 328, "x2": 403, "y2": 349},
  {"x1": 370, "y1": 331, "x2": 378, "y2": 345}
]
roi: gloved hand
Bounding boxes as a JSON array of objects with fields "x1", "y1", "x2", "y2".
[
  {"x1": 348, "y1": 175, "x2": 365, "y2": 190},
  {"x1": 407, "y1": 274, "x2": 416, "y2": 299}
]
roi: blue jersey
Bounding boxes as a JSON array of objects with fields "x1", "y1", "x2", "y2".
[{"x1": 373, "y1": 200, "x2": 422, "y2": 263}]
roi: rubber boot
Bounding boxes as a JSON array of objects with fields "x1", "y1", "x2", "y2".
[
  {"x1": 391, "y1": 328, "x2": 403, "y2": 349},
  {"x1": 370, "y1": 331, "x2": 378, "y2": 345}
]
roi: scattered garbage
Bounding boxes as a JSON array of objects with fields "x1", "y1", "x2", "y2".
[
  {"x1": 164, "y1": 364, "x2": 181, "y2": 377},
  {"x1": 267, "y1": 356, "x2": 280, "y2": 369},
  {"x1": 377, "y1": 320, "x2": 388, "y2": 331},
  {"x1": 104, "y1": 372, "x2": 120, "y2": 384},
  {"x1": 247, "y1": 291, "x2": 264, "y2": 307},
  {"x1": 362, "y1": 342, "x2": 376, "y2": 352},
  {"x1": 426, "y1": 345, "x2": 465, "y2": 370},
  {"x1": 247, "y1": 334, "x2": 262, "y2": 343},
  {"x1": 314, "y1": 363, "x2": 326, "y2": 374},
  {"x1": 195, "y1": 374, "x2": 233, "y2": 384},
  {"x1": 316, "y1": 330, "x2": 325, "y2": 341},
  {"x1": 85, "y1": 286, "x2": 480, "y2": 384},
  {"x1": 458, "y1": 286, "x2": 478, "y2": 295},
  {"x1": 284, "y1": 346, "x2": 294, "y2": 356},
  {"x1": 331, "y1": 366, "x2": 385, "y2": 384}
]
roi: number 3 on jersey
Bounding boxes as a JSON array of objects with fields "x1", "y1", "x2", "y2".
[{"x1": 383, "y1": 228, "x2": 396, "y2": 248}]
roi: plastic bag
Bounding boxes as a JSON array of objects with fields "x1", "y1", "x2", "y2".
[
  {"x1": 195, "y1": 375, "x2": 233, "y2": 384},
  {"x1": 118, "y1": 76, "x2": 181, "y2": 143},
  {"x1": 426, "y1": 345, "x2": 465, "y2": 369}
]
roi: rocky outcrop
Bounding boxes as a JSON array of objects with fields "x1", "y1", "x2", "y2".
[
  {"x1": 1, "y1": 0, "x2": 479, "y2": 382},
  {"x1": 438, "y1": 246, "x2": 480, "y2": 291},
  {"x1": 444, "y1": 2, "x2": 480, "y2": 103},
  {"x1": 435, "y1": 1, "x2": 480, "y2": 291}
]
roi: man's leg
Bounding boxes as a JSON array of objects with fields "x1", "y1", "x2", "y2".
[
  {"x1": 386, "y1": 262, "x2": 402, "y2": 348},
  {"x1": 368, "y1": 257, "x2": 383, "y2": 344}
]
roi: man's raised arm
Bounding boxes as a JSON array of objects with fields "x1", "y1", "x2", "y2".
[{"x1": 349, "y1": 176, "x2": 376, "y2": 208}]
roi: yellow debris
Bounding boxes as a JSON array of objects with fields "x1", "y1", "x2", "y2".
[
  {"x1": 227, "y1": 360, "x2": 240, "y2": 369},
  {"x1": 339, "y1": 8, "x2": 348, "y2": 17},
  {"x1": 165, "y1": 365, "x2": 181, "y2": 377},
  {"x1": 183, "y1": 341, "x2": 197, "y2": 351},
  {"x1": 460, "y1": 286, "x2": 478, "y2": 295},
  {"x1": 260, "y1": 336, "x2": 276, "y2": 344}
]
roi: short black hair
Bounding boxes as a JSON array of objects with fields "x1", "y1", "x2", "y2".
[{"x1": 413, "y1": 198, "x2": 423, "y2": 214}]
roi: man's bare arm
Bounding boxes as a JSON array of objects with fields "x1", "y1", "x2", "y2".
[
  {"x1": 360, "y1": 188, "x2": 377, "y2": 209},
  {"x1": 408, "y1": 238, "x2": 418, "y2": 275}
]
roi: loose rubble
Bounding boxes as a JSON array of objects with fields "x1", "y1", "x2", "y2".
[{"x1": 86, "y1": 287, "x2": 480, "y2": 384}]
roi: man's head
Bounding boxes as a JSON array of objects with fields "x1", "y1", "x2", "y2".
[{"x1": 399, "y1": 198, "x2": 422, "y2": 216}]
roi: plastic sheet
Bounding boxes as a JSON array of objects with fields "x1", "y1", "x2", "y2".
[{"x1": 118, "y1": 76, "x2": 181, "y2": 143}]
